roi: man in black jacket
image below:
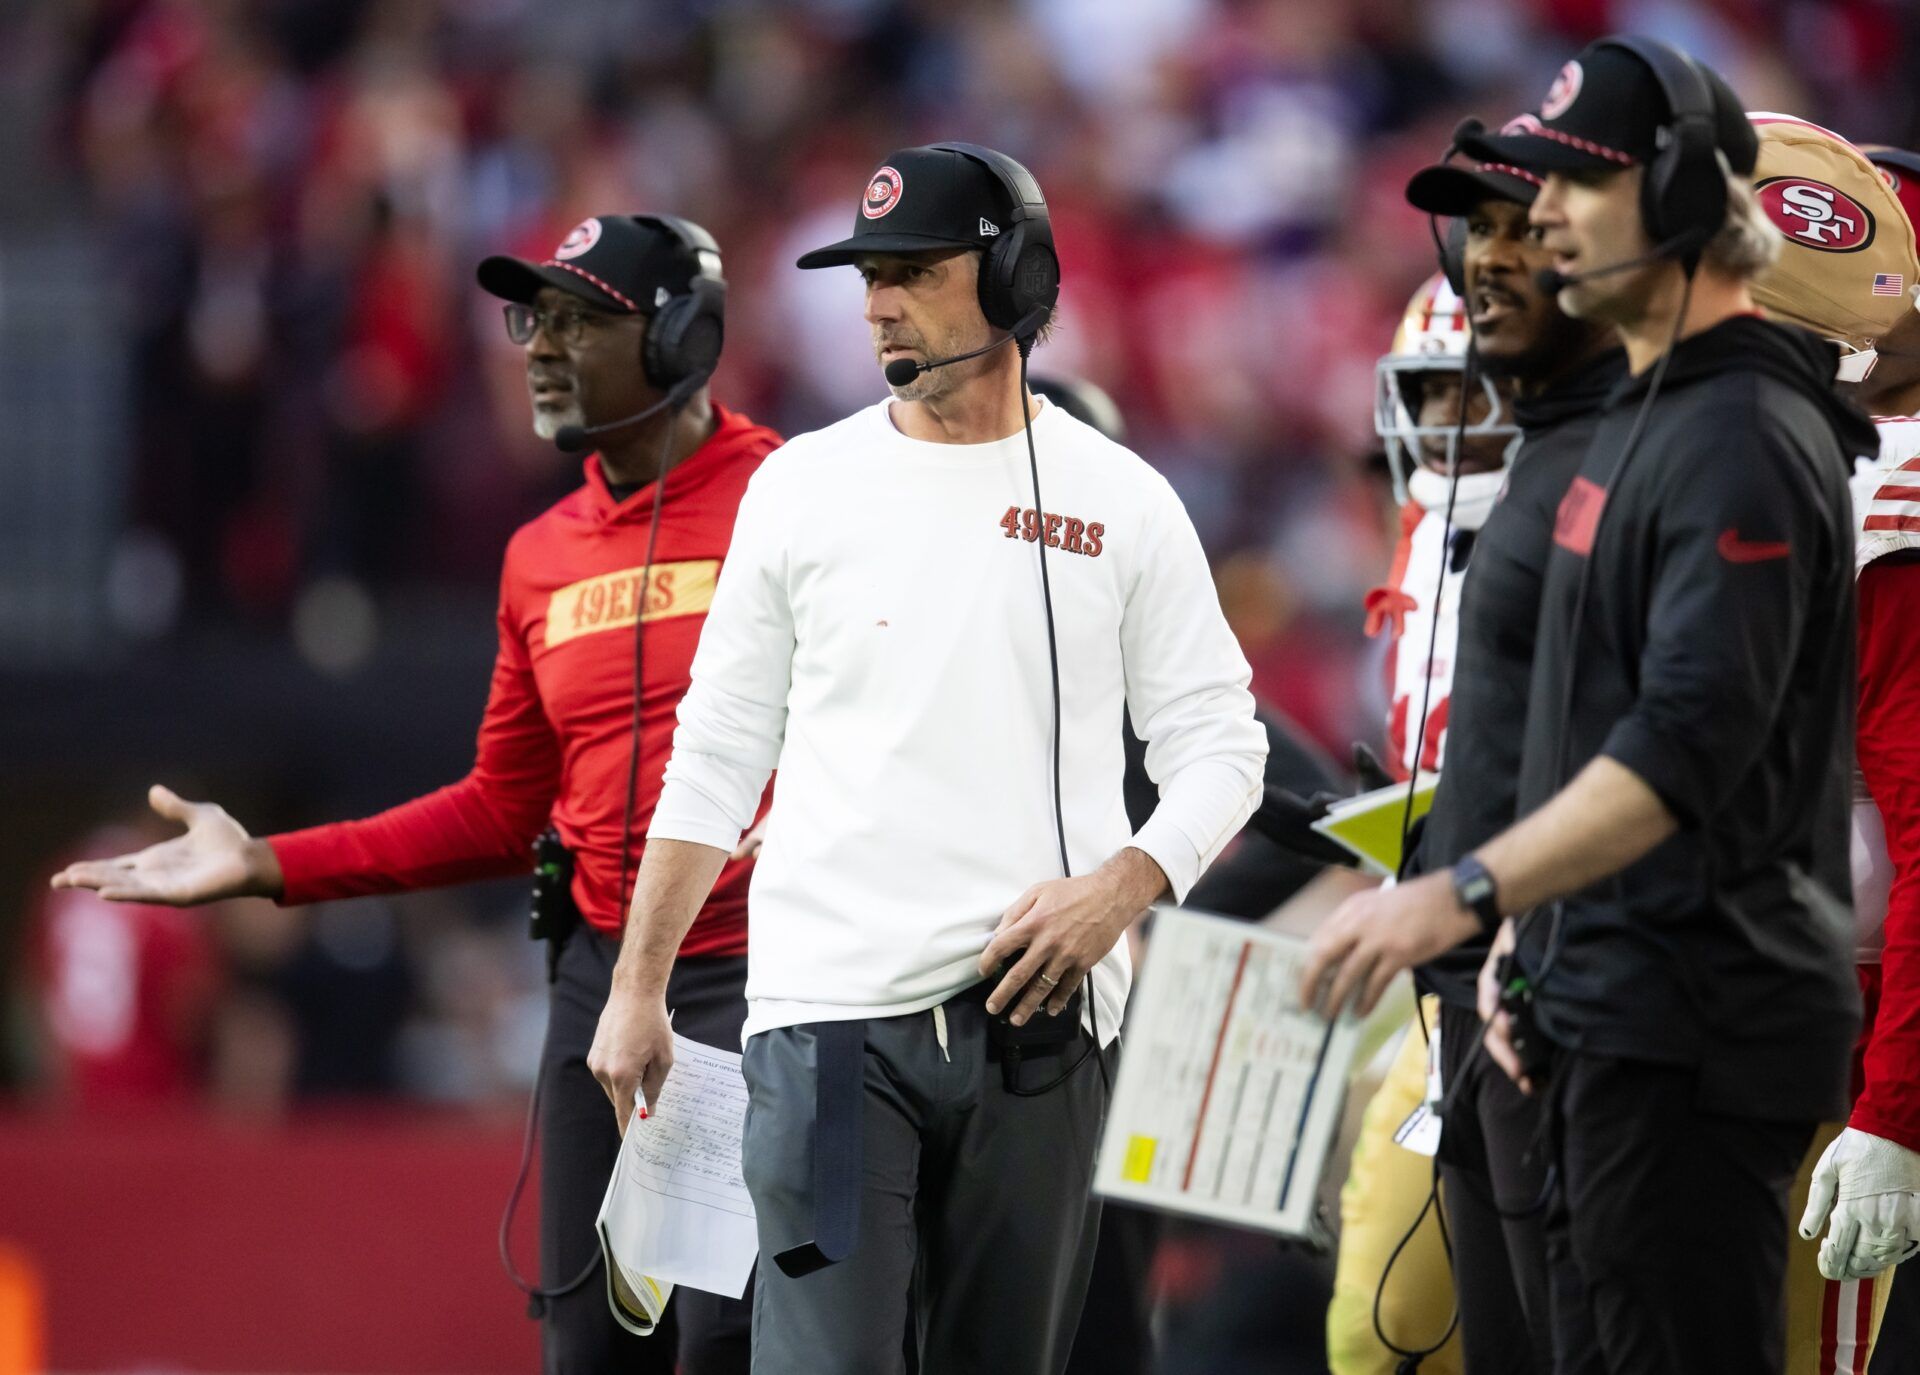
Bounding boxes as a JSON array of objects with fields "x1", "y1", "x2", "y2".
[
  {"x1": 1391, "y1": 145, "x2": 1624, "y2": 1374},
  {"x1": 1302, "y1": 37, "x2": 1877, "y2": 1373}
]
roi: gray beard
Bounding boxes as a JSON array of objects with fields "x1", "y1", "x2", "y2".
[
  {"x1": 532, "y1": 404, "x2": 583, "y2": 442},
  {"x1": 887, "y1": 367, "x2": 953, "y2": 403}
]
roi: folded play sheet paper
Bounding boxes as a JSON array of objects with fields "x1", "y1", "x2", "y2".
[
  {"x1": 1309, "y1": 775, "x2": 1439, "y2": 876},
  {"x1": 595, "y1": 1033, "x2": 759, "y2": 1335}
]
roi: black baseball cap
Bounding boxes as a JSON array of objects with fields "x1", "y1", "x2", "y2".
[
  {"x1": 1405, "y1": 140, "x2": 1542, "y2": 216},
  {"x1": 1458, "y1": 38, "x2": 1757, "y2": 177},
  {"x1": 477, "y1": 215, "x2": 705, "y2": 314},
  {"x1": 796, "y1": 146, "x2": 1017, "y2": 269}
]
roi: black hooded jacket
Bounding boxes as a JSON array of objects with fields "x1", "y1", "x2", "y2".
[
  {"x1": 1513, "y1": 315, "x2": 1878, "y2": 1122},
  {"x1": 1410, "y1": 346, "x2": 1628, "y2": 1007}
]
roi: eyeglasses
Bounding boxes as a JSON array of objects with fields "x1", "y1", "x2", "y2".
[{"x1": 503, "y1": 302, "x2": 622, "y2": 347}]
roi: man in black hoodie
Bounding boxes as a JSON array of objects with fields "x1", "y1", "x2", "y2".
[
  {"x1": 1387, "y1": 145, "x2": 1624, "y2": 1374},
  {"x1": 1302, "y1": 38, "x2": 1876, "y2": 1373}
]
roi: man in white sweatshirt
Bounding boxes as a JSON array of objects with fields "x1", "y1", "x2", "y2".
[{"x1": 588, "y1": 142, "x2": 1267, "y2": 1374}]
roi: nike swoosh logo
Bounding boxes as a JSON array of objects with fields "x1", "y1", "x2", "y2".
[{"x1": 1717, "y1": 529, "x2": 1791, "y2": 563}]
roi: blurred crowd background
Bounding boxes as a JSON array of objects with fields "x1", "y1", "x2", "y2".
[{"x1": 0, "y1": 0, "x2": 1915, "y2": 1368}]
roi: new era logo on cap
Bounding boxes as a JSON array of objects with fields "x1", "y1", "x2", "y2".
[{"x1": 980, "y1": 218, "x2": 1000, "y2": 237}]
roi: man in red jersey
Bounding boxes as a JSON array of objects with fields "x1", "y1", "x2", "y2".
[{"x1": 51, "y1": 214, "x2": 778, "y2": 1375}]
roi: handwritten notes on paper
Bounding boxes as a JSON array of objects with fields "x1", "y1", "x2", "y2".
[
  {"x1": 596, "y1": 1034, "x2": 760, "y2": 1334},
  {"x1": 1093, "y1": 906, "x2": 1360, "y2": 1239}
]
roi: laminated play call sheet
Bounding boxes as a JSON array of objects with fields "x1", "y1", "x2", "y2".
[{"x1": 1094, "y1": 907, "x2": 1360, "y2": 1238}]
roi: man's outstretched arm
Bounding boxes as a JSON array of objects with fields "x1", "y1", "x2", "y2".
[
  {"x1": 1299, "y1": 755, "x2": 1676, "y2": 1018},
  {"x1": 55, "y1": 571, "x2": 564, "y2": 910},
  {"x1": 51, "y1": 784, "x2": 285, "y2": 904}
]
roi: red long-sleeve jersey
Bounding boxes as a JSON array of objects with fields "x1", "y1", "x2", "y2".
[
  {"x1": 1848, "y1": 419, "x2": 1920, "y2": 1148},
  {"x1": 1850, "y1": 556, "x2": 1920, "y2": 1148},
  {"x1": 268, "y1": 404, "x2": 781, "y2": 955}
]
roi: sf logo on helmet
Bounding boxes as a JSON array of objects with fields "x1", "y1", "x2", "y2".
[{"x1": 1756, "y1": 178, "x2": 1876, "y2": 252}]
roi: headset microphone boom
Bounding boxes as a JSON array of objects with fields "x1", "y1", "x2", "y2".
[{"x1": 882, "y1": 305, "x2": 1050, "y2": 388}]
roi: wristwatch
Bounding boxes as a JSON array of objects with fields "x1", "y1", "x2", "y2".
[{"x1": 1450, "y1": 855, "x2": 1502, "y2": 931}]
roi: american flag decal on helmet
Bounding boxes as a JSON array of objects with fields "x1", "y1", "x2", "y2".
[{"x1": 1873, "y1": 273, "x2": 1904, "y2": 296}]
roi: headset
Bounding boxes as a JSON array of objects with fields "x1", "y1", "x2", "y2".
[
  {"x1": 634, "y1": 213, "x2": 728, "y2": 391},
  {"x1": 928, "y1": 142, "x2": 1061, "y2": 336},
  {"x1": 1598, "y1": 36, "x2": 1728, "y2": 265}
]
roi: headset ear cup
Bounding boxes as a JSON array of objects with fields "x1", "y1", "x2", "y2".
[
  {"x1": 678, "y1": 286, "x2": 724, "y2": 383},
  {"x1": 977, "y1": 224, "x2": 1059, "y2": 334},
  {"x1": 1643, "y1": 119, "x2": 1725, "y2": 251},
  {"x1": 640, "y1": 280, "x2": 726, "y2": 392},
  {"x1": 1015, "y1": 240, "x2": 1060, "y2": 327},
  {"x1": 1640, "y1": 142, "x2": 1672, "y2": 244},
  {"x1": 978, "y1": 230, "x2": 1020, "y2": 331},
  {"x1": 641, "y1": 299, "x2": 688, "y2": 390}
]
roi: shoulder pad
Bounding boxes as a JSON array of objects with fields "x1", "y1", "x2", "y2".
[{"x1": 1856, "y1": 416, "x2": 1920, "y2": 572}]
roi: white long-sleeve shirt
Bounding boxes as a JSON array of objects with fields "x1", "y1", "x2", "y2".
[{"x1": 649, "y1": 396, "x2": 1267, "y2": 1043}]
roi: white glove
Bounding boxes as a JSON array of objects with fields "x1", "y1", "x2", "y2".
[{"x1": 1799, "y1": 1127, "x2": 1920, "y2": 1281}]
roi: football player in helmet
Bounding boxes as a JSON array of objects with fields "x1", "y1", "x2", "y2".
[
  {"x1": 1370, "y1": 272, "x2": 1521, "y2": 776},
  {"x1": 1854, "y1": 155, "x2": 1920, "y2": 1370},
  {"x1": 1330, "y1": 271, "x2": 1524, "y2": 1375},
  {"x1": 1754, "y1": 118, "x2": 1920, "y2": 1375}
]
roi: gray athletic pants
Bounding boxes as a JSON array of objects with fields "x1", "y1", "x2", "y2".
[{"x1": 740, "y1": 981, "x2": 1113, "y2": 1375}]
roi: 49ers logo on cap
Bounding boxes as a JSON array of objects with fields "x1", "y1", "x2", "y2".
[
  {"x1": 555, "y1": 218, "x2": 602, "y2": 260},
  {"x1": 863, "y1": 166, "x2": 904, "y2": 219},
  {"x1": 1756, "y1": 177, "x2": 1876, "y2": 253},
  {"x1": 1541, "y1": 61, "x2": 1583, "y2": 120}
]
